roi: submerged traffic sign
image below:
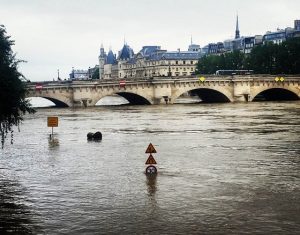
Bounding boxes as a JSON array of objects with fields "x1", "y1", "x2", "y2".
[
  {"x1": 146, "y1": 165, "x2": 157, "y2": 175},
  {"x1": 47, "y1": 117, "x2": 58, "y2": 127},
  {"x1": 145, "y1": 143, "x2": 157, "y2": 153},
  {"x1": 145, "y1": 154, "x2": 157, "y2": 165}
]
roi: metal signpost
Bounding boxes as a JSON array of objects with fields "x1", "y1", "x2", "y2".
[
  {"x1": 47, "y1": 116, "x2": 58, "y2": 139},
  {"x1": 145, "y1": 143, "x2": 157, "y2": 175}
]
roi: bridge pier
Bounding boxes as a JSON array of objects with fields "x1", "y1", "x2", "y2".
[
  {"x1": 233, "y1": 79, "x2": 251, "y2": 102},
  {"x1": 153, "y1": 83, "x2": 172, "y2": 105}
]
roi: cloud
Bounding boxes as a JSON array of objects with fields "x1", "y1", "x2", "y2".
[{"x1": 1, "y1": 0, "x2": 299, "y2": 81}]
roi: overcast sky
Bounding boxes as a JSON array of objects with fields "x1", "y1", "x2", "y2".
[{"x1": 1, "y1": 0, "x2": 299, "y2": 81}]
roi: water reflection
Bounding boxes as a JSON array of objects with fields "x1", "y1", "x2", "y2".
[
  {"x1": 146, "y1": 174, "x2": 157, "y2": 197},
  {"x1": 0, "y1": 178, "x2": 40, "y2": 234},
  {"x1": 48, "y1": 136, "x2": 59, "y2": 149}
]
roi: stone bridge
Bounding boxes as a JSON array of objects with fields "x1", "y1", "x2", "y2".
[{"x1": 26, "y1": 75, "x2": 300, "y2": 107}]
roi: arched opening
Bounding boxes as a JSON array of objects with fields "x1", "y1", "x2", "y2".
[
  {"x1": 116, "y1": 92, "x2": 151, "y2": 105},
  {"x1": 26, "y1": 97, "x2": 68, "y2": 108},
  {"x1": 253, "y1": 88, "x2": 299, "y2": 101},
  {"x1": 174, "y1": 91, "x2": 202, "y2": 104},
  {"x1": 96, "y1": 94, "x2": 129, "y2": 106},
  {"x1": 186, "y1": 88, "x2": 231, "y2": 103}
]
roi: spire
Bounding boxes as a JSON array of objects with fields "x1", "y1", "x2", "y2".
[
  {"x1": 235, "y1": 14, "x2": 240, "y2": 39},
  {"x1": 191, "y1": 35, "x2": 193, "y2": 45}
]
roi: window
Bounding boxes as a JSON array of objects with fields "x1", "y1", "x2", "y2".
[
  {"x1": 191, "y1": 61, "x2": 193, "y2": 64},
  {"x1": 183, "y1": 61, "x2": 186, "y2": 64},
  {"x1": 176, "y1": 61, "x2": 178, "y2": 64}
]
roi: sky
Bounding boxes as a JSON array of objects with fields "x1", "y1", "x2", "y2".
[{"x1": 1, "y1": 0, "x2": 299, "y2": 81}]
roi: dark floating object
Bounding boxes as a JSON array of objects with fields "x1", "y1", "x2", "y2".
[
  {"x1": 87, "y1": 132, "x2": 94, "y2": 140},
  {"x1": 87, "y1": 132, "x2": 102, "y2": 141},
  {"x1": 93, "y1": 131, "x2": 102, "y2": 140}
]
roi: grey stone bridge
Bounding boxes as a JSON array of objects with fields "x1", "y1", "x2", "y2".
[{"x1": 26, "y1": 75, "x2": 300, "y2": 107}]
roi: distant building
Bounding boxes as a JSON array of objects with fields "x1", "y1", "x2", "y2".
[
  {"x1": 188, "y1": 37, "x2": 201, "y2": 52},
  {"x1": 262, "y1": 20, "x2": 300, "y2": 44},
  {"x1": 69, "y1": 65, "x2": 98, "y2": 80},
  {"x1": 100, "y1": 42, "x2": 201, "y2": 79},
  {"x1": 103, "y1": 49, "x2": 118, "y2": 79},
  {"x1": 69, "y1": 69, "x2": 89, "y2": 80},
  {"x1": 294, "y1": 20, "x2": 300, "y2": 30},
  {"x1": 98, "y1": 44, "x2": 107, "y2": 79},
  {"x1": 207, "y1": 42, "x2": 224, "y2": 54},
  {"x1": 263, "y1": 28, "x2": 290, "y2": 44}
]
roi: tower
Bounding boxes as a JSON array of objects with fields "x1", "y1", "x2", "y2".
[
  {"x1": 295, "y1": 20, "x2": 300, "y2": 30},
  {"x1": 235, "y1": 14, "x2": 240, "y2": 39},
  {"x1": 98, "y1": 44, "x2": 106, "y2": 79}
]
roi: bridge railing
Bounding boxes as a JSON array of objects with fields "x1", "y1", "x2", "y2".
[{"x1": 25, "y1": 74, "x2": 300, "y2": 89}]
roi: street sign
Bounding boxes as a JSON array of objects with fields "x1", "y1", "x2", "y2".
[
  {"x1": 145, "y1": 154, "x2": 157, "y2": 165},
  {"x1": 35, "y1": 84, "x2": 43, "y2": 90},
  {"x1": 119, "y1": 80, "x2": 126, "y2": 87},
  {"x1": 47, "y1": 117, "x2": 58, "y2": 127},
  {"x1": 146, "y1": 165, "x2": 157, "y2": 175},
  {"x1": 199, "y1": 76, "x2": 206, "y2": 82},
  {"x1": 145, "y1": 143, "x2": 157, "y2": 153}
]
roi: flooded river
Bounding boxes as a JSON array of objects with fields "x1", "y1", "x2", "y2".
[{"x1": 1, "y1": 100, "x2": 300, "y2": 234}]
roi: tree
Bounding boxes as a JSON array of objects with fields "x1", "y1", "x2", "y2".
[
  {"x1": 196, "y1": 37, "x2": 300, "y2": 75},
  {"x1": 92, "y1": 67, "x2": 99, "y2": 79},
  {"x1": 0, "y1": 25, "x2": 35, "y2": 148}
]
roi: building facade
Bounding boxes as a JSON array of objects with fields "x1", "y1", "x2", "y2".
[
  {"x1": 99, "y1": 43, "x2": 201, "y2": 79},
  {"x1": 71, "y1": 17, "x2": 300, "y2": 80}
]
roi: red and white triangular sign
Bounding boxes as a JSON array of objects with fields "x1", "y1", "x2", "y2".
[
  {"x1": 145, "y1": 143, "x2": 157, "y2": 153},
  {"x1": 145, "y1": 154, "x2": 157, "y2": 165}
]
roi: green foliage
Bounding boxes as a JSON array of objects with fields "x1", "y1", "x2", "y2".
[
  {"x1": 196, "y1": 37, "x2": 300, "y2": 74},
  {"x1": 92, "y1": 67, "x2": 99, "y2": 79},
  {"x1": 0, "y1": 25, "x2": 35, "y2": 148},
  {"x1": 196, "y1": 50, "x2": 246, "y2": 74}
]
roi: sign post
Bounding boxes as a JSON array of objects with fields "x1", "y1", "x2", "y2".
[
  {"x1": 145, "y1": 143, "x2": 158, "y2": 175},
  {"x1": 47, "y1": 116, "x2": 58, "y2": 139}
]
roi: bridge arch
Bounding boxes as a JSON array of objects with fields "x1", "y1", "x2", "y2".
[
  {"x1": 27, "y1": 96, "x2": 70, "y2": 107},
  {"x1": 250, "y1": 87, "x2": 300, "y2": 101},
  {"x1": 26, "y1": 90, "x2": 73, "y2": 107},
  {"x1": 172, "y1": 87, "x2": 233, "y2": 103},
  {"x1": 91, "y1": 90, "x2": 152, "y2": 106},
  {"x1": 116, "y1": 92, "x2": 151, "y2": 105}
]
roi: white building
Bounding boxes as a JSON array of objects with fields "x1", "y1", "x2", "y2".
[{"x1": 99, "y1": 43, "x2": 201, "y2": 79}]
